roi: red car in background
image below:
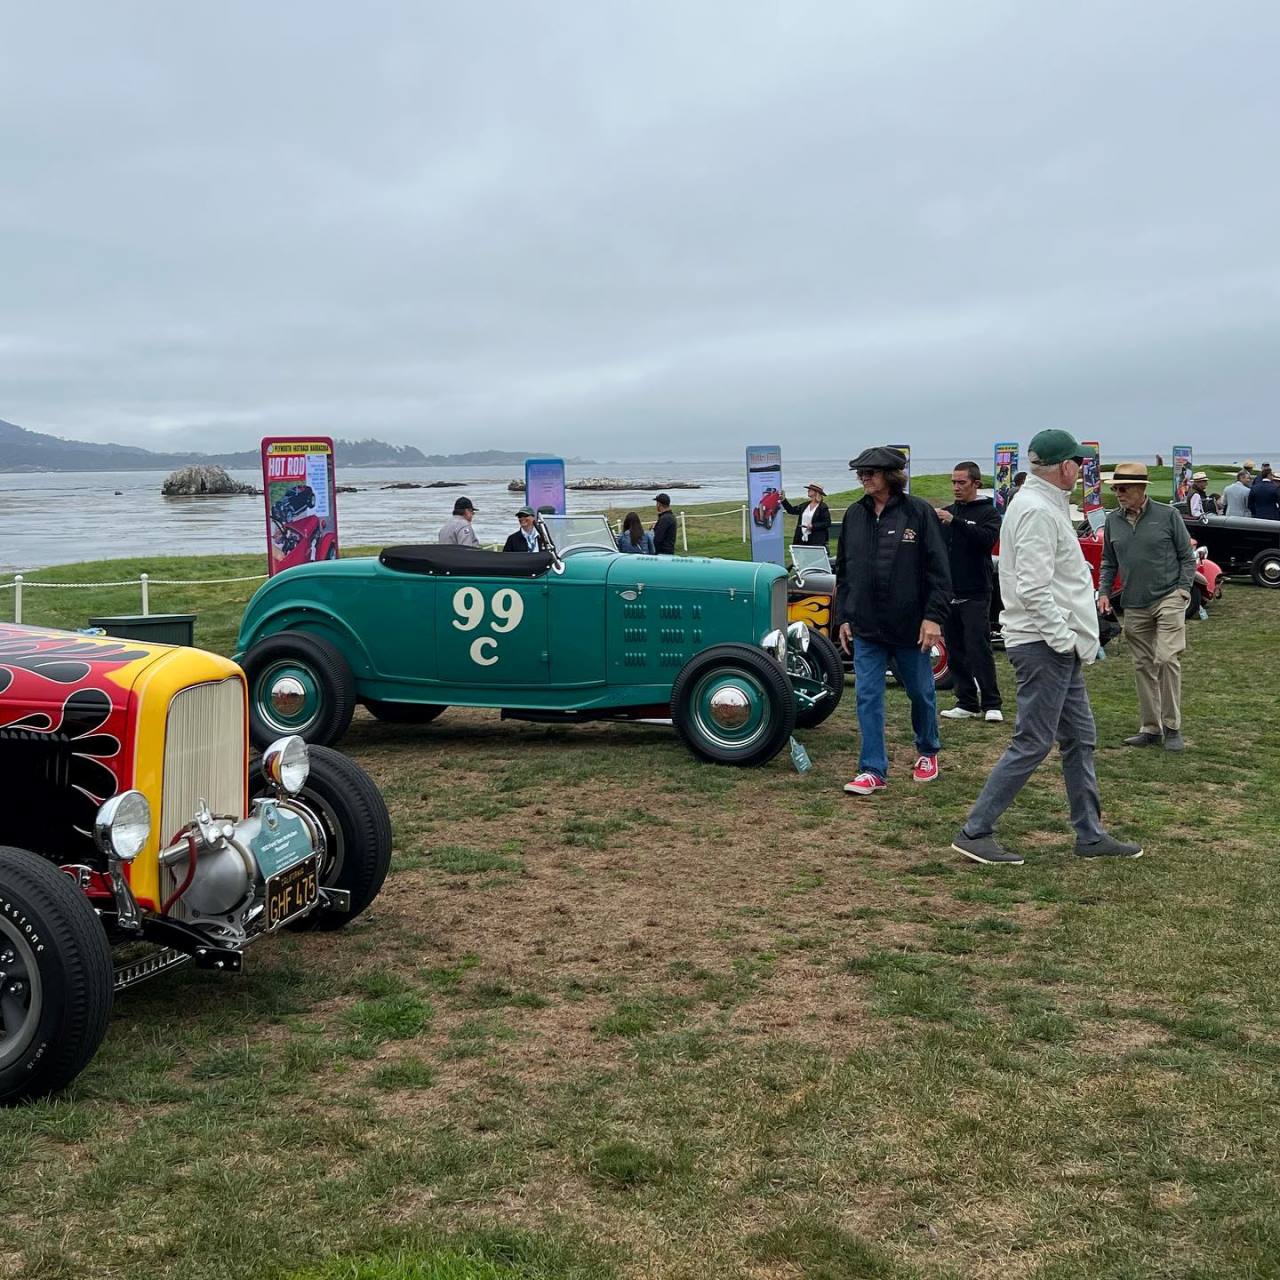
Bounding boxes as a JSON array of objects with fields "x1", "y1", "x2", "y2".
[{"x1": 753, "y1": 486, "x2": 783, "y2": 530}]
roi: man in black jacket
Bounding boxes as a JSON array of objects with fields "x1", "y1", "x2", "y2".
[
  {"x1": 502, "y1": 506, "x2": 541, "y2": 552},
  {"x1": 936, "y1": 461, "x2": 1004, "y2": 722},
  {"x1": 652, "y1": 493, "x2": 677, "y2": 554},
  {"x1": 835, "y1": 447, "x2": 952, "y2": 795}
]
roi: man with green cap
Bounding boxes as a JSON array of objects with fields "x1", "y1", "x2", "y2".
[{"x1": 951, "y1": 429, "x2": 1143, "y2": 866}]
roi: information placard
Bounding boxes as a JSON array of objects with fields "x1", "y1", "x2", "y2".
[
  {"x1": 261, "y1": 437, "x2": 339, "y2": 576},
  {"x1": 993, "y1": 442, "x2": 1019, "y2": 512},
  {"x1": 1172, "y1": 446, "x2": 1193, "y2": 503},
  {"x1": 1081, "y1": 440, "x2": 1104, "y2": 530},
  {"x1": 746, "y1": 445, "x2": 785, "y2": 566},
  {"x1": 524, "y1": 457, "x2": 566, "y2": 515}
]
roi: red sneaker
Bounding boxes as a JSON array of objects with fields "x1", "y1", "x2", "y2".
[
  {"x1": 843, "y1": 771, "x2": 886, "y2": 796},
  {"x1": 912, "y1": 755, "x2": 939, "y2": 783}
]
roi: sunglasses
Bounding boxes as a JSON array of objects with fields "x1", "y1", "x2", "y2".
[
  {"x1": 855, "y1": 469, "x2": 881, "y2": 480},
  {"x1": 1112, "y1": 484, "x2": 1142, "y2": 493}
]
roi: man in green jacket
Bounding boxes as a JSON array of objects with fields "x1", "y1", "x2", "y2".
[{"x1": 1098, "y1": 461, "x2": 1196, "y2": 752}]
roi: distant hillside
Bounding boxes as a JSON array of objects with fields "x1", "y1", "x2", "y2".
[{"x1": 0, "y1": 420, "x2": 589, "y2": 471}]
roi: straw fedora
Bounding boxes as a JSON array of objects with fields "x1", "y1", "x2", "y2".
[
  {"x1": 1107, "y1": 461, "x2": 1150, "y2": 486},
  {"x1": 804, "y1": 482, "x2": 826, "y2": 496}
]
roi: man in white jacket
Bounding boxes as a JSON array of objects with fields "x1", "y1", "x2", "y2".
[{"x1": 951, "y1": 429, "x2": 1143, "y2": 866}]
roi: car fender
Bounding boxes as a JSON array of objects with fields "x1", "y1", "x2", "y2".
[{"x1": 235, "y1": 600, "x2": 374, "y2": 678}]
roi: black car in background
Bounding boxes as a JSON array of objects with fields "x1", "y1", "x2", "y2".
[{"x1": 1180, "y1": 513, "x2": 1280, "y2": 588}]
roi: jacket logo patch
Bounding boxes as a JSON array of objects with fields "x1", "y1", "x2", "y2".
[{"x1": 902, "y1": 528, "x2": 917, "y2": 543}]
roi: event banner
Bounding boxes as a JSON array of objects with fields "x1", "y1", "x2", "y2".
[
  {"x1": 1173, "y1": 446, "x2": 1193, "y2": 502},
  {"x1": 993, "y1": 442, "x2": 1019, "y2": 512},
  {"x1": 524, "y1": 457, "x2": 566, "y2": 515},
  {"x1": 261, "y1": 437, "x2": 339, "y2": 576},
  {"x1": 1081, "y1": 440, "x2": 1104, "y2": 530},
  {"x1": 889, "y1": 443, "x2": 912, "y2": 493},
  {"x1": 746, "y1": 444, "x2": 785, "y2": 566}
]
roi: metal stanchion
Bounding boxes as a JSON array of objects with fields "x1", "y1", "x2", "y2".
[{"x1": 13, "y1": 575, "x2": 22, "y2": 624}]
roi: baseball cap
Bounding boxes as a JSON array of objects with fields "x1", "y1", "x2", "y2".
[
  {"x1": 1027, "y1": 429, "x2": 1094, "y2": 466},
  {"x1": 515, "y1": 505, "x2": 535, "y2": 518},
  {"x1": 453, "y1": 496, "x2": 476, "y2": 514},
  {"x1": 654, "y1": 492, "x2": 671, "y2": 505}
]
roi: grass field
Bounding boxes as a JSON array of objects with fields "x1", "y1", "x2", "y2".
[{"x1": 2, "y1": 472, "x2": 1277, "y2": 1280}]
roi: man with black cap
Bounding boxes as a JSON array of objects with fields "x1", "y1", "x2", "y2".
[
  {"x1": 503, "y1": 506, "x2": 541, "y2": 552},
  {"x1": 652, "y1": 493, "x2": 677, "y2": 555},
  {"x1": 835, "y1": 446, "x2": 951, "y2": 796},
  {"x1": 438, "y1": 496, "x2": 481, "y2": 547},
  {"x1": 952, "y1": 429, "x2": 1142, "y2": 865}
]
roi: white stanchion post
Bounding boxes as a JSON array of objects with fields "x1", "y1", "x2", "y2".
[
  {"x1": 741, "y1": 505, "x2": 747, "y2": 542},
  {"x1": 680, "y1": 512, "x2": 688, "y2": 551},
  {"x1": 140, "y1": 573, "x2": 150, "y2": 616},
  {"x1": 13, "y1": 575, "x2": 22, "y2": 624}
]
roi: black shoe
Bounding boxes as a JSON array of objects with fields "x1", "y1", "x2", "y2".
[
  {"x1": 1074, "y1": 834, "x2": 1143, "y2": 859},
  {"x1": 951, "y1": 832, "x2": 1024, "y2": 866},
  {"x1": 1123, "y1": 732, "x2": 1163, "y2": 747},
  {"x1": 1163, "y1": 730, "x2": 1185, "y2": 752}
]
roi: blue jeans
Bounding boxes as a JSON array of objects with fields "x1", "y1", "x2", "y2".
[{"x1": 853, "y1": 637, "x2": 941, "y2": 779}]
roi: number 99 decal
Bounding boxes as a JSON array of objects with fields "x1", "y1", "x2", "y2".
[{"x1": 451, "y1": 587, "x2": 526, "y2": 665}]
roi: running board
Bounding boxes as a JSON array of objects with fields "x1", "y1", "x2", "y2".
[{"x1": 113, "y1": 947, "x2": 192, "y2": 992}]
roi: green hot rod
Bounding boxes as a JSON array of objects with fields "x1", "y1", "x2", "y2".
[{"x1": 235, "y1": 515, "x2": 845, "y2": 767}]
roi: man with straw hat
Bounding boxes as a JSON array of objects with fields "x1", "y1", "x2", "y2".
[{"x1": 1099, "y1": 461, "x2": 1196, "y2": 752}]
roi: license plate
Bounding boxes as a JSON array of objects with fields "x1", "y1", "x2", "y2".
[{"x1": 265, "y1": 854, "x2": 320, "y2": 930}]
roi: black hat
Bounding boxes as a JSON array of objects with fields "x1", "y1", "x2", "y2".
[
  {"x1": 453, "y1": 496, "x2": 476, "y2": 514},
  {"x1": 849, "y1": 446, "x2": 908, "y2": 472},
  {"x1": 654, "y1": 492, "x2": 671, "y2": 505}
]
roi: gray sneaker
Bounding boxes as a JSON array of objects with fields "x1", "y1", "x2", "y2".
[
  {"x1": 951, "y1": 832, "x2": 1024, "y2": 866},
  {"x1": 1163, "y1": 730, "x2": 1185, "y2": 752},
  {"x1": 1074, "y1": 834, "x2": 1143, "y2": 859},
  {"x1": 1123, "y1": 732, "x2": 1163, "y2": 747}
]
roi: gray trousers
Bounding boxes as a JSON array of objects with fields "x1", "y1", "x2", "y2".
[{"x1": 963, "y1": 640, "x2": 1105, "y2": 843}]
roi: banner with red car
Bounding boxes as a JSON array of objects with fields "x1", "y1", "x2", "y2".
[{"x1": 261, "y1": 437, "x2": 339, "y2": 576}]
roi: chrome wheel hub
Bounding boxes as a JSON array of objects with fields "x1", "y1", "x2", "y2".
[
  {"x1": 708, "y1": 685, "x2": 752, "y2": 729},
  {"x1": 269, "y1": 676, "x2": 308, "y2": 717}
]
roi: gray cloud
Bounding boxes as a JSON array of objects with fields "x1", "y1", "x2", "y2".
[{"x1": 2, "y1": 0, "x2": 1277, "y2": 458}]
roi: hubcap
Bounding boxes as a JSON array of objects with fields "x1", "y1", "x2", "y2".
[
  {"x1": 1263, "y1": 558, "x2": 1280, "y2": 585},
  {"x1": 256, "y1": 661, "x2": 321, "y2": 733},
  {"x1": 708, "y1": 685, "x2": 751, "y2": 729},
  {"x1": 0, "y1": 924, "x2": 41, "y2": 1072}
]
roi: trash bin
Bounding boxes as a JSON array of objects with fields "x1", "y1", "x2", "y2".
[{"x1": 87, "y1": 614, "x2": 197, "y2": 647}]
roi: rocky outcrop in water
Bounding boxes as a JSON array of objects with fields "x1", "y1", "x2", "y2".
[
  {"x1": 507, "y1": 477, "x2": 702, "y2": 492},
  {"x1": 162, "y1": 464, "x2": 256, "y2": 496}
]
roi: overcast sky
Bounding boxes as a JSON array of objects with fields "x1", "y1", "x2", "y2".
[{"x1": 2, "y1": 1, "x2": 1278, "y2": 460}]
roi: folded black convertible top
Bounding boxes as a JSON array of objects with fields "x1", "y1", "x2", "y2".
[{"x1": 378, "y1": 544, "x2": 555, "y2": 578}]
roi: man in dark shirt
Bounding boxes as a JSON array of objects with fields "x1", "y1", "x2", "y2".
[
  {"x1": 936, "y1": 461, "x2": 1003, "y2": 721},
  {"x1": 835, "y1": 446, "x2": 951, "y2": 796},
  {"x1": 652, "y1": 493, "x2": 677, "y2": 554},
  {"x1": 1247, "y1": 465, "x2": 1280, "y2": 520}
]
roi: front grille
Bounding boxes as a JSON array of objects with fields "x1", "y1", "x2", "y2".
[
  {"x1": 159, "y1": 678, "x2": 246, "y2": 917},
  {"x1": 770, "y1": 577, "x2": 787, "y2": 639}
]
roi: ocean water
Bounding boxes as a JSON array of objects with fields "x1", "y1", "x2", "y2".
[{"x1": 0, "y1": 453, "x2": 1254, "y2": 574}]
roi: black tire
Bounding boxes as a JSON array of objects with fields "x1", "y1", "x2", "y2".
[
  {"x1": 242, "y1": 630, "x2": 357, "y2": 750},
  {"x1": 363, "y1": 699, "x2": 448, "y2": 725},
  {"x1": 0, "y1": 847, "x2": 113, "y2": 1105},
  {"x1": 670, "y1": 644, "x2": 796, "y2": 766},
  {"x1": 789, "y1": 630, "x2": 846, "y2": 729},
  {"x1": 1250, "y1": 548, "x2": 1280, "y2": 589},
  {"x1": 1185, "y1": 584, "x2": 1203, "y2": 619},
  {"x1": 252, "y1": 746, "x2": 392, "y2": 931}
]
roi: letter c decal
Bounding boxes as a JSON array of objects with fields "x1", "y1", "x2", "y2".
[{"x1": 470, "y1": 637, "x2": 498, "y2": 666}]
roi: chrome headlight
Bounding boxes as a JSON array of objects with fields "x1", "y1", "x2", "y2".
[
  {"x1": 786, "y1": 621, "x2": 810, "y2": 653},
  {"x1": 94, "y1": 791, "x2": 152, "y2": 864},
  {"x1": 262, "y1": 735, "x2": 311, "y2": 795},
  {"x1": 761, "y1": 628, "x2": 787, "y2": 661}
]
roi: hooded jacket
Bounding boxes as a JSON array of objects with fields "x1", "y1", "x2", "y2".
[
  {"x1": 942, "y1": 496, "x2": 1001, "y2": 596},
  {"x1": 834, "y1": 491, "x2": 951, "y2": 647}
]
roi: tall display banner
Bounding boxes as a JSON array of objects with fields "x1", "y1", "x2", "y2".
[
  {"x1": 993, "y1": 442, "x2": 1019, "y2": 512},
  {"x1": 524, "y1": 457, "x2": 567, "y2": 515},
  {"x1": 261, "y1": 437, "x2": 339, "y2": 576},
  {"x1": 888, "y1": 444, "x2": 912, "y2": 493},
  {"x1": 746, "y1": 444, "x2": 785, "y2": 566},
  {"x1": 1081, "y1": 440, "x2": 1104, "y2": 530},
  {"x1": 1172, "y1": 446, "x2": 1193, "y2": 502}
]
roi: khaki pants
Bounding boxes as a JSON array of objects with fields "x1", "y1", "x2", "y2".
[{"x1": 1122, "y1": 590, "x2": 1188, "y2": 733}]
